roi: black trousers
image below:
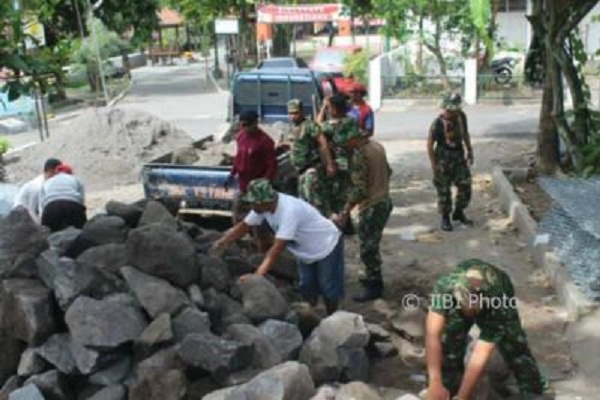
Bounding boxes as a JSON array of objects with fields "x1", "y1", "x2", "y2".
[{"x1": 41, "y1": 200, "x2": 87, "y2": 233}]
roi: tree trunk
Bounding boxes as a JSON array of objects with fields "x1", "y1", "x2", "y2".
[
  {"x1": 536, "y1": 55, "x2": 559, "y2": 174},
  {"x1": 121, "y1": 50, "x2": 132, "y2": 79},
  {"x1": 53, "y1": 73, "x2": 67, "y2": 101}
]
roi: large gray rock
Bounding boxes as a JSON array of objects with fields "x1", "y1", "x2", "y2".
[
  {"x1": 24, "y1": 370, "x2": 70, "y2": 400},
  {"x1": 298, "y1": 334, "x2": 341, "y2": 385},
  {"x1": 336, "y1": 382, "x2": 381, "y2": 400},
  {"x1": 126, "y1": 223, "x2": 199, "y2": 288},
  {"x1": 137, "y1": 201, "x2": 177, "y2": 229},
  {"x1": 178, "y1": 333, "x2": 253, "y2": 377},
  {"x1": 129, "y1": 369, "x2": 186, "y2": 400},
  {"x1": 8, "y1": 384, "x2": 45, "y2": 400},
  {"x1": 77, "y1": 244, "x2": 129, "y2": 274},
  {"x1": 171, "y1": 307, "x2": 211, "y2": 342},
  {"x1": 187, "y1": 284, "x2": 205, "y2": 309},
  {"x1": 86, "y1": 385, "x2": 126, "y2": 400},
  {"x1": 390, "y1": 307, "x2": 426, "y2": 341},
  {"x1": 299, "y1": 312, "x2": 371, "y2": 385},
  {"x1": 225, "y1": 324, "x2": 281, "y2": 369},
  {"x1": 47, "y1": 227, "x2": 80, "y2": 255},
  {"x1": 121, "y1": 266, "x2": 189, "y2": 318},
  {"x1": 247, "y1": 252, "x2": 298, "y2": 281},
  {"x1": 259, "y1": 320, "x2": 303, "y2": 362},
  {"x1": 17, "y1": 349, "x2": 47, "y2": 377},
  {"x1": 1, "y1": 279, "x2": 56, "y2": 345},
  {"x1": 0, "y1": 208, "x2": 48, "y2": 279},
  {"x1": 198, "y1": 256, "x2": 230, "y2": 292},
  {"x1": 79, "y1": 215, "x2": 129, "y2": 245},
  {"x1": 88, "y1": 357, "x2": 132, "y2": 386},
  {"x1": 338, "y1": 348, "x2": 369, "y2": 382},
  {"x1": 36, "y1": 250, "x2": 124, "y2": 310},
  {"x1": 0, "y1": 376, "x2": 21, "y2": 399},
  {"x1": 204, "y1": 361, "x2": 315, "y2": 400},
  {"x1": 35, "y1": 334, "x2": 76, "y2": 375},
  {"x1": 0, "y1": 329, "x2": 22, "y2": 386},
  {"x1": 105, "y1": 200, "x2": 144, "y2": 227},
  {"x1": 139, "y1": 313, "x2": 173, "y2": 348},
  {"x1": 239, "y1": 276, "x2": 288, "y2": 324},
  {"x1": 136, "y1": 346, "x2": 184, "y2": 377},
  {"x1": 70, "y1": 339, "x2": 104, "y2": 375},
  {"x1": 317, "y1": 311, "x2": 370, "y2": 348},
  {"x1": 65, "y1": 294, "x2": 147, "y2": 348}
]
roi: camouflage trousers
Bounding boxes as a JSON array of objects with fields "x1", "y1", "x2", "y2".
[
  {"x1": 298, "y1": 168, "x2": 331, "y2": 217},
  {"x1": 358, "y1": 198, "x2": 393, "y2": 284},
  {"x1": 441, "y1": 313, "x2": 546, "y2": 396},
  {"x1": 329, "y1": 170, "x2": 352, "y2": 215},
  {"x1": 433, "y1": 149, "x2": 472, "y2": 215}
]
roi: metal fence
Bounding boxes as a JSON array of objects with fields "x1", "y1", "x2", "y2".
[
  {"x1": 537, "y1": 176, "x2": 600, "y2": 301},
  {"x1": 381, "y1": 74, "x2": 464, "y2": 99},
  {"x1": 477, "y1": 74, "x2": 542, "y2": 101}
]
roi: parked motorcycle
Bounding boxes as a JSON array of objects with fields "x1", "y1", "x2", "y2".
[{"x1": 491, "y1": 57, "x2": 518, "y2": 84}]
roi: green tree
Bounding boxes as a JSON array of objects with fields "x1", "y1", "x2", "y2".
[
  {"x1": 526, "y1": 0, "x2": 599, "y2": 174},
  {"x1": 71, "y1": 17, "x2": 127, "y2": 92},
  {"x1": 0, "y1": 2, "x2": 53, "y2": 101}
]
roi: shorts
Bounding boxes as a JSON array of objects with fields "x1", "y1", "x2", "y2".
[{"x1": 297, "y1": 236, "x2": 345, "y2": 301}]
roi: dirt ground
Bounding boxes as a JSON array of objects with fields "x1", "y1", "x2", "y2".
[{"x1": 86, "y1": 137, "x2": 595, "y2": 398}]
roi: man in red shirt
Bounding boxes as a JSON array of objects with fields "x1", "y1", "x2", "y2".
[
  {"x1": 347, "y1": 83, "x2": 375, "y2": 137},
  {"x1": 228, "y1": 110, "x2": 277, "y2": 250}
]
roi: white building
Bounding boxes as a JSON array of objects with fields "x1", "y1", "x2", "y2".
[{"x1": 496, "y1": 0, "x2": 600, "y2": 56}]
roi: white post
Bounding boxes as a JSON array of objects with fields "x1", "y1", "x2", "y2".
[
  {"x1": 369, "y1": 55, "x2": 382, "y2": 111},
  {"x1": 464, "y1": 58, "x2": 478, "y2": 105}
]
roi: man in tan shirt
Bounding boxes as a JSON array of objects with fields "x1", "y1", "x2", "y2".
[{"x1": 333, "y1": 129, "x2": 393, "y2": 302}]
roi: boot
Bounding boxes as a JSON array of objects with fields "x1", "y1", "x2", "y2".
[
  {"x1": 324, "y1": 299, "x2": 339, "y2": 315},
  {"x1": 452, "y1": 209, "x2": 473, "y2": 225},
  {"x1": 343, "y1": 218, "x2": 356, "y2": 236},
  {"x1": 441, "y1": 214, "x2": 453, "y2": 231},
  {"x1": 353, "y1": 281, "x2": 383, "y2": 302}
]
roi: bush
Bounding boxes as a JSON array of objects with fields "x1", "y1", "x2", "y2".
[
  {"x1": 343, "y1": 51, "x2": 369, "y2": 84},
  {"x1": 0, "y1": 137, "x2": 9, "y2": 156}
]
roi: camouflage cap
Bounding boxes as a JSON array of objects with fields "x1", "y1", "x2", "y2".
[
  {"x1": 441, "y1": 92, "x2": 462, "y2": 111},
  {"x1": 242, "y1": 178, "x2": 277, "y2": 203},
  {"x1": 452, "y1": 265, "x2": 489, "y2": 307},
  {"x1": 287, "y1": 99, "x2": 303, "y2": 113}
]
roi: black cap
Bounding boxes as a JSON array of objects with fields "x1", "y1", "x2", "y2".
[
  {"x1": 330, "y1": 93, "x2": 349, "y2": 112},
  {"x1": 43, "y1": 158, "x2": 61, "y2": 172},
  {"x1": 239, "y1": 110, "x2": 259, "y2": 123}
]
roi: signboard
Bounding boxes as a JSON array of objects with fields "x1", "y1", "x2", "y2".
[
  {"x1": 23, "y1": 15, "x2": 46, "y2": 49},
  {"x1": 257, "y1": 4, "x2": 342, "y2": 24},
  {"x1": 215, "y1": 19, "x2": 239, "y2": 34}
]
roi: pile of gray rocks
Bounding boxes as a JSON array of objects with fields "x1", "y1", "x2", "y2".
[{"x1": 0, "y1": 200, "x2": 423, "y2": 400}]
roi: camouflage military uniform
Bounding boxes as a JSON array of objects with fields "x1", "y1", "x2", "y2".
[
  {"x1": 348, "y1": 142, "x2": 393, "y2": 284},
  {"x1": 321, "y1": 117, "x2": 361, "y2": 214},
  {"x1": 430, "y1": 111, "x2": 472, "y2": 216},
  {"x1": 287, "y1": 119, "x2": 332, "y2": 216},
  {"x1": 430, "y1": 259, "x2": 547, "y2": 396}
]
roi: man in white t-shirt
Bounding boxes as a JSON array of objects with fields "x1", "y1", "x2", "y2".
[
  {"x1": 212, "y1": 178, "x2": 345, "y2": 314},
  {"x1": 13, "y1": 158, "x2": 61, "y2": 223}
]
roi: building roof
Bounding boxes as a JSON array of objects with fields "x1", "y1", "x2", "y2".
[{"x1": 158, "y1": 7, "x2": 184, "y2": 27}]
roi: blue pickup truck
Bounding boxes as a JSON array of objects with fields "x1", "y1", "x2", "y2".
[{"x1": 142, "y1": 69, "x2": 331, "y2": 217}]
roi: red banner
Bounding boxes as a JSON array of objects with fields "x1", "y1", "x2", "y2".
[{"x1": 257, "y1": 4, "x2": 342, "y2": 24}]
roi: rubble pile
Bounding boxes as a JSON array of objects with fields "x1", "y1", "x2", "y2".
[
  {"x1": 0, "y1": 200, "x2": 426, "y2": 400},
  {"x1": 4, "y1": 108, "x2": 195, "y2": 191}
]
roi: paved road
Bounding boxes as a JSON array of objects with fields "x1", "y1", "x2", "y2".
[
  {"x1": 376, "y1": 101, "x2": 539, "y2": 141},
  {"x1": 118, "y1": 63, "x2": 230, "y2": 141}
]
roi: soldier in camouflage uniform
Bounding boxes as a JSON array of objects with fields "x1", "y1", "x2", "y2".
[
  {"x1": 284, "y1": 99, "x2": 336, "y2": 215},
  {"x1": 317, "y1": 94, "x2": 362, "y2": 227},
  {"x1": 425, "y1": 259, "x2": 548, "y2": 400},
  {"x1": 333, "y1": 130, "x2": 393, "y2": 301},
  {"x1": 427, "y1": 92, "x2": 474, "y2": 232}
]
